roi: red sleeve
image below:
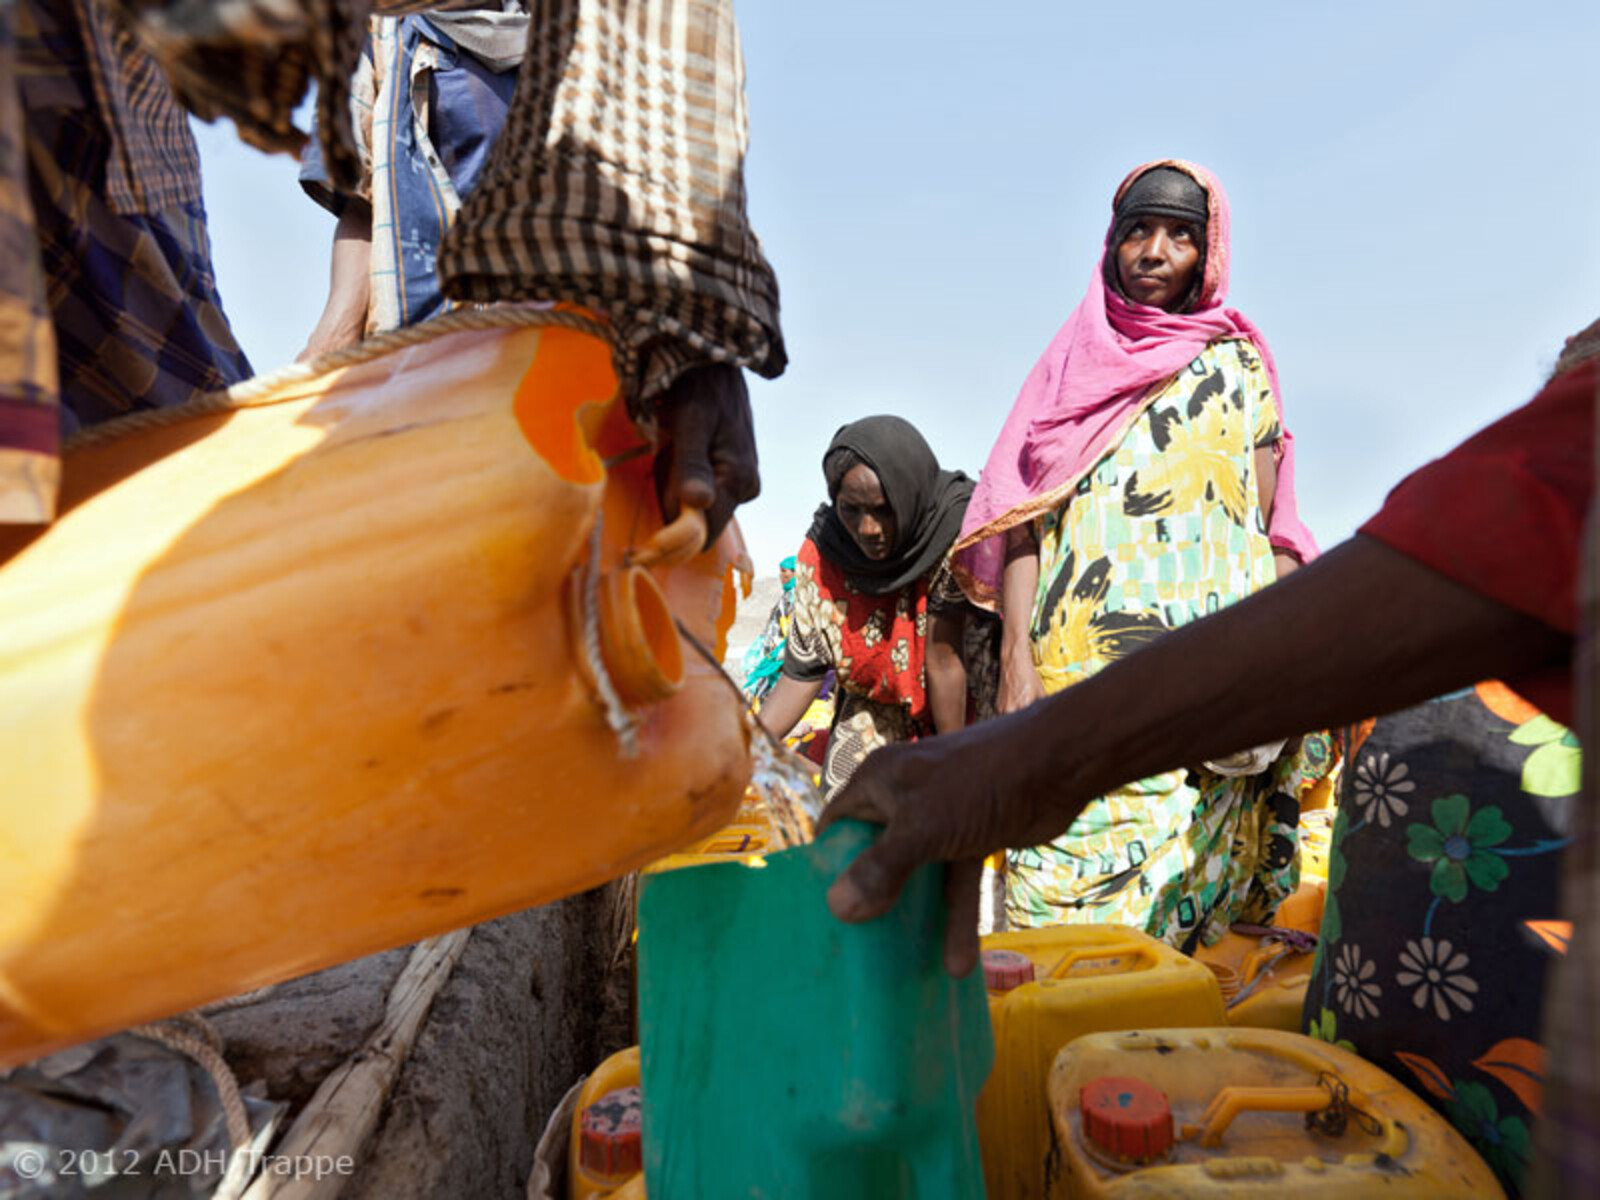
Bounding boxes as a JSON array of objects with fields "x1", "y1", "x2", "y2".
[
  {"x1": 1361, "y1": 360, "x2": 1594, "y2": 635},
  {"x1": 1359, "y1": 360, "x2": 1594, "y2": 722}
]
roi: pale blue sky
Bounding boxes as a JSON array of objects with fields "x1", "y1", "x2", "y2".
[{"x1": 192, "y1": 1, "x2": 1598, "y2": 573}]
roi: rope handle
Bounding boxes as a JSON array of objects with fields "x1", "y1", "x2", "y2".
[
  {"x1": 580, "y1": 512, "x2": 640, "y2": 757},
  {"x1": 64, "y1": 304, "x2": 615, "y2": 453},
  {"x1": 131, "y1": 1016, "x2": 252, "y2": 1151},
  {"x1": 1304, "y1": 1070, "x2": 1385, "y2": 1139},
  {"x1": 1229, "y1": 922, "x2": 1319, "y2": 955},
  {"x1": 61, "y1": 303, "x2": 698, "y2": 756}
]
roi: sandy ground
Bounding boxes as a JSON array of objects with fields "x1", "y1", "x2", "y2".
[
  {"x1": 722, "y1": 575, "x2": 783, "y2": 679},
  {"x1": 211, "y1": 884, "x2": 635, "y2": 1200}
]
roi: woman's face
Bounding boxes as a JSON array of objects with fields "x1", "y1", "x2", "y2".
[
  {"x1": 835, "y1": 463, "x2": 896, "y2": 560},
  {"x1": 1115, "y1": 215, "x2": 1202, "y2": 311}
]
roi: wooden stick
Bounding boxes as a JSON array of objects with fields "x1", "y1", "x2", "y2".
[{"x1": 239, "y1": 930, "x2": 472, "y2": 1200}]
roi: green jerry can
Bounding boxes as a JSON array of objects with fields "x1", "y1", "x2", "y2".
[{"x1": 636, "y1": 819, "x2": 993, "y2": 1198}]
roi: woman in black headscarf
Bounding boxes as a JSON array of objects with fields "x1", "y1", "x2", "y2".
[{"x1": 758, "y1": 415, "x2": 979, "y2": 797}]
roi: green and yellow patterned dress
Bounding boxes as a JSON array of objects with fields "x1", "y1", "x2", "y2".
[{"x1": 1007, "y1": 336, "x2": 1334, "y2": 947}]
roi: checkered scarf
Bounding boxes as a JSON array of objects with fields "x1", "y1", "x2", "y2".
[
  {"x1": 120, "y1": 0, "x2": 785, "y2": 413},
  {"x1": 437, "y1": 0, "x2": 784, "y2": 411},
  {"x1": 119, "y1": 0, "x2": 372, "y2": 180}
]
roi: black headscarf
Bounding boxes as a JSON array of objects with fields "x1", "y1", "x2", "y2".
[
  {"x1": 1103, "y1": 165, "x2": 1210, "y2": 312},
  {"x1": 807, "y1": 415, "x2": 974, "y2": 596}
]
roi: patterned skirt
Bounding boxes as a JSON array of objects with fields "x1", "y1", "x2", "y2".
[
  {"x1": 1304, "y1": 685, "x2": 1575, "y2": 1196},
  {"x1": 1005, "y1": 733, "x2": 1334, "y2": 949}
]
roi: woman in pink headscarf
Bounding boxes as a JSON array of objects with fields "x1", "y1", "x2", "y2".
[{"x1": 954, "y1": 160, "x2": 1333, "y2": 945}]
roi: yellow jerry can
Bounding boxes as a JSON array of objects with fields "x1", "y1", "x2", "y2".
[
  {"x1": 570, "y1": 1046, "x2": 647, "y2": 1200},
  {"x1": 978, "y1": 924, "x2": 1226, "y2": 1200},
  {"x1": 1047, "y1": 1027, "x2": 1505, "y2": 1198},
  {"x1": 1194, "y1": 882, "x2": 1324, "y2": 1031}
]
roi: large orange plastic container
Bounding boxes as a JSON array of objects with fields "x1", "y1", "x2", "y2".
[
  {"x1": 0, "y1": 323, "x2": 750, "y2": 1067},
  {"x1": 1193, "y1": 882, "x2": 1324, "y2": 1031},
  {"x1": 1047, "y1": 1027, "x2": 1504, "y2": 1198},
  {"x1": 569, "y1": 1046, "x2": 647, "y2": 1200},
  {"x1": 978, "y1": 925, "x2": 1226, "y2": 1200}
]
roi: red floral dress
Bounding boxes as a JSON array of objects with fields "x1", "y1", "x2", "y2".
[{"x1": 782, "y1": 536, "x2": 962, "y2": 796}]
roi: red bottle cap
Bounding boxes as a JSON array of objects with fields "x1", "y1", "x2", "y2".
[
  {"x1": 579, "y1": 1085, "x2": 643, "y2": 1178},
  {"x1": 982, "y1": 948, "x2": 1037, "y2": 992},
  {"x1": 1079, "y1": 1076, "x2": 1173, "y2": 1162}
]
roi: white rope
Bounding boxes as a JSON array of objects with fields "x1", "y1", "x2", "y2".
[
  {"x1": 62, "y1": 301, "x2": 644, "y2": 754},
  {"x1": 130, "y1": 1014, "x2": 253, "y2": 1151},
  {"x1": 200, "y1": 984, "x2": 279, "y2": 1015},
  {"x1": 64, "y1": 304, "x2": 614, "y2": 452},
  {"x1": 582, "y1": 511, "x2": 640, "y2": 757}
]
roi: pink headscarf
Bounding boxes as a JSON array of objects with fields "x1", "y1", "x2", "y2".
[{"x1": 954, "y1": 159, "x2": 1318, "y2": 608}]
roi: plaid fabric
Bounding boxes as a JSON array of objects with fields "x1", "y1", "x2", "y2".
[
  {"x1": 0, "y1": 0, "x2": 61, "y2": 521},
  {"x1": 28, "y1": 107, "x2": 253, "y2": 430},
  {"x1": 126, "y1": 0, "x2": 451, "y2": 208},
  {"x1": 124, "y1": 0, "x2": 366, "y2": 182},
  {"x1": 117, "y1": 0, "x2": 784, "y2": 411},
  {"x1": 1529, "y1": 368, "x2": 1600, "y2": 1198},
  {"x1": 437, "y1": 0, "x2": 785, "y2": 410},
  {"x1": 0, "y1": 0, "x2": 249, "y2": 523},
  {"x1": 67, "y1": 0, "x2": 201, "y2": 213}
]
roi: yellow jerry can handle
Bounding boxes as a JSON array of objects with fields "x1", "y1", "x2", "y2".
[
  {"x1": 1051, "y1": 942, "x2": 1161, "y2": 978},
  {"x1": 1239, "y1": 941, "x2": 1297, "y2": 987},
  {"x1": 1188, "y1": 1085, "x2": 1333, "y2": 1148}
]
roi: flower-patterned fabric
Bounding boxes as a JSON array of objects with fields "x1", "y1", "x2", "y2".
[
  {"x1": 784, "y1": 536, "x2": 967, "y2": 797},
  {"x1": 1006, "y1": 335, "x2": 1335, "y2": 942},
  {"x1": 1305, "y1": 683, "x2": 1579, "y2": 1194},
  {"x1": 1028, "y1": 337, "x2": 1282, "y2": 693}
]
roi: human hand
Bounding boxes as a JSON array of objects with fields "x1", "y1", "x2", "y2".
[
  {"x1": 297, "y1": 209, "x2": 371, "y2": 365},
  {"x1": 294, "y1": 317, "x2": 362, "y2": 365},
  {"x1": 653, "y1": 364, "x2": 759, "y2": 550},
  {"x1": 997, "y1": 653, "x2": 1045, "y2": 714},
  {"x1": 818, "y1": 715, "x2": 1058, "y2": 977},
  {"x1": 1202, "y1": 738, "x2": 1288, "y2": 777}
]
